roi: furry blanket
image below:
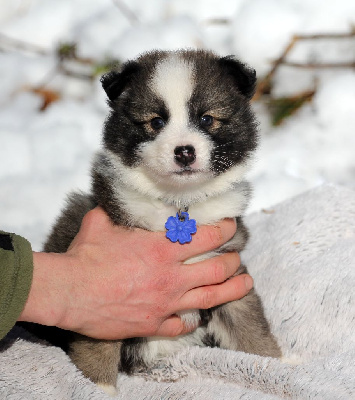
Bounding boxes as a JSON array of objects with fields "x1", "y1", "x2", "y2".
[{"x1": 1, "y1": 184, "x2": 354, "y2": 399}]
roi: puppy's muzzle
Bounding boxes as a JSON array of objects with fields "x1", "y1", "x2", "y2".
[{"x1": 174, "y1": 145, "x2": 196, "y2": 167}]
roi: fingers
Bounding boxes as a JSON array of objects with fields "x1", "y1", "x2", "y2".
[
  {"x1": 176, "y1": 218, "x2": 237, "y2": 261},
  {"x1": 124, "y1": 218, "x2": 238, "y2": 270},
  {"x1": 182, "y1": 252, "x2": 241, "y2": 290},
  {"x1": 179, "y1": 274, "x2": 253, "y2": 311},
  {"x1": 157, "y1": 273, "x2": 253, "y2": 337}
]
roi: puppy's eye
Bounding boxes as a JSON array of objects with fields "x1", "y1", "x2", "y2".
[
  {"x1": 200, "y1": 115, "x2": 214, "y2": 128},
  {"x1": 150, "y1": 117, "x2": 165, "y2": 130}
]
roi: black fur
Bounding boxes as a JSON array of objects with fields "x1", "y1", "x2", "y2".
[
  {"x1": 120, "y1": 338, "x2": 147, "y2": 374},
  {"x1": 101, "y1": 50, "x2": 258, "y2": 173},
  {"x1": 217, "y1": 56, "x2": 257, "y2": 99},
  {"x1": 101, "y1": 61, "x2": 140, "y2": 103},
  {"x1": 21, "y1": 50, "x2": 281, "y2": 393}
]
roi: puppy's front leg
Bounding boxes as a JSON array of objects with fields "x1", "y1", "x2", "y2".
[
  {"x1": 204, "y1": 280, "x2": 281, "y2": 358},
  {"x1": 69, "y1": 336, "x2": 122, "y2": 396}
]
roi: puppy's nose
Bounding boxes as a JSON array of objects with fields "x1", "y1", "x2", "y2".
[{"x1": 174, "y1": 145, "x2": 196, "y2": 167}]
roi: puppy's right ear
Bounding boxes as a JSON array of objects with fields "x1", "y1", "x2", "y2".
[
  {"x1": 100, "y1": 61, "x2": 139, "y2": 102},
  {"x1": 218, "y1": 56, "x2": 257, "y2": 100}
]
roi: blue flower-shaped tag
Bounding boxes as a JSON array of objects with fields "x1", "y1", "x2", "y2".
[{"x1": 165, "y1": 211, "x2": 197, "y2": 244}]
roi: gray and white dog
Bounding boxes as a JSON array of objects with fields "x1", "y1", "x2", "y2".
[{"x1": 34, "y1": 49, "x2": 281, "y2": 395}]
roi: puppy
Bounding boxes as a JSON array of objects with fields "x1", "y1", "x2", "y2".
[{"x1": 38, "y1": 49, "x2": 281, "y2": 394}]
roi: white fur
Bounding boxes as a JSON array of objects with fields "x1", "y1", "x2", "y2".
[
  {"x1": 142, "y1": 55, "x2": 213, "y2": 183},
  {"x1": 150, "y1": 55, "x2": 193, "y2": 127},
  {"x1": 101, "y1": 149, "x2": 250, "y2": 216},
  {"x1": 144, "y1": 326, "x2": 206, "y2": 365},
  {"x1": 138, "y1": 129, "x2": 213, "y2": 185},
  {"x1": 97, "y1": 383, "x2": 117, "y2": 397},
  {"x1": 95, "y1": 54, "x2": 254, "y2": 364},
  {"x1": 281, "y1": 355, "x2": 303, "y2": 365},
  {"x1": 97, "y1": 54, "x2": 252, "y2": 211},
  {"x1": 96, "y1": 147, "x2": 252, "y2": 363},
  {"x1": 103, "y1": 157, "x2": 250, "y2": 231},
  {"x1": 176, "y1": 309, "x2": 201, "y2": 329}
]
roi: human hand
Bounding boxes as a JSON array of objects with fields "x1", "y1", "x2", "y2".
[{"x1": 19, "y1": 207, "x2": 253, "y2": 339}]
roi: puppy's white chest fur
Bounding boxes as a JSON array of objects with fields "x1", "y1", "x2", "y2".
[
  {"x1": 119, "y1": 185, "x2": 249, "y2": 232},
  {"x1": 111, "y1": 159, "x2": 250, "y2": 345}
]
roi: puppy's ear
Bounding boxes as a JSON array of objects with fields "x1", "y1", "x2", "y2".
[
  {"x1": 100, "y1": 61, "x2": 140, "y2": 102},
  {"x1": 218, "y1": 56, "x2": 257, "y2": 99}
]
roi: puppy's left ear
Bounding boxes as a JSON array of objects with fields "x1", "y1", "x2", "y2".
[
  {"x1": 218, "y1": 56, "x2": 257, "y2": 100},
  {"x1": 100, "y1": 61, "x2": 140, "y2": 102}
]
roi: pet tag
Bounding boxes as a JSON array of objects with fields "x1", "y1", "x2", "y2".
[{"x1": 165, "y1": 211, "x2": 197, "y2": 244}]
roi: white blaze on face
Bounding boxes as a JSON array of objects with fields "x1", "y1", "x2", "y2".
[
  {"x1": 139, "y1": 54, "x2": 213, "y2": 180},
  {"x1": 151, "y1": 54, "x2": 193, "y2": 127}
]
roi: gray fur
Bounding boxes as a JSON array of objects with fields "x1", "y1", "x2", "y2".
[{"x1": 30, "y1": 50, "x2": 281, "y2": 391}]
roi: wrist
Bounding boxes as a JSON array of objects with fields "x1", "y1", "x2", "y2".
[{"x1": 18, "y1": 252, "x2": 75, "y2": 329}]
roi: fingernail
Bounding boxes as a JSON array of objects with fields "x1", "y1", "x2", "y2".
[{"x1": 244, "y1": 276, "x2": 254, "y2": 291}]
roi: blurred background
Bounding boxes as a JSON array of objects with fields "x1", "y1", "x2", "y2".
[{"x1": 0, "y1": 0, "x2": 355, "y2": 250}]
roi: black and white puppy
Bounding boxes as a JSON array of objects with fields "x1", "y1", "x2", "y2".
[{"x1": 40, "y1": 49, "x2": 281, "y2": 395}]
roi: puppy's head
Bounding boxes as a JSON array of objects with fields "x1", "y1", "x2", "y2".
[{"x1": 101, "y1": 50, "x2": 258, "y2": 195}]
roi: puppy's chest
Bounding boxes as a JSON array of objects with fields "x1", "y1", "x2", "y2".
[{"x1": 117, "y1": 188, "x2": 247, "y2": 231}]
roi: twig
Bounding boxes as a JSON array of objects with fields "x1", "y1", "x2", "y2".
[
  {"x1": 35, "y1": 62, "x2": 94, "y2": 89},
  {"x1": 34, "y1": 64, "x2": 60, "y2": 89},
  {"x1": 254, "y1": 36, "x2": 298, "y2": 101},
  {"x1": 281, "y1": 61, "x2": 355, "y2": 69},
  {"x1": 0, "y1": 33, "x2": 48, "y2": 55},
  {"x1": 112, "y1": 0, "x2": 139, "y2": 25},
  {"x1": 293, "y1": 32, "x2": 355, "y2": 40},
  {"x1": 202, "y1": 18, "x2": 231, "y2": 25},
  {"x1": 254, "y1": 31, "x2": 355, "y2": 101},
  {"x1": 60, "y1": 67, "x2": 94, "y2": 81}
]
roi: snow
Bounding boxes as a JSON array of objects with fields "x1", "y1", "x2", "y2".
[{"x1": 0, "y1": 0, "x2": 354, "y2": 250}]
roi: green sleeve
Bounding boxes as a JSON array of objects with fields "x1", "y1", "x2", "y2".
[{"x1": 0, "y1": 230, "x2": 33, "y2": 340}]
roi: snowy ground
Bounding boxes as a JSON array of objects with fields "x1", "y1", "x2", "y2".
[{"x1": 1, "y1": 0, "x2": 355, "y2": 250}]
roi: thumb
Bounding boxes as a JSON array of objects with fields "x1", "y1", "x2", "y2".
[{"x1": 154, "y1": 315, "x2": 196, "y2": 337}]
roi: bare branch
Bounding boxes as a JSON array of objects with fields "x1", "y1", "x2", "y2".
[
  {"x1": 0, "y1": 33, "x2": 48, "y2": 55},
  {"x1": 254, "y1": 36, "x2": 298, "y2": 101},
  {"x1": 60, "y1": 67, "x2": 94, "y2": 81},
  {"x1": 254, "y1": 31, "x2": 355, "y2": 101},
  {"x1": 293, "y1": 32, "x2": 355, "y2": 41},
  {"x1": 281, "y1": 61, "x2": 355, "y2": 69},
  {"x1": 202, "y1": 18, "x2": 231, "y2": 26},
  {"x1": 112, "y1": 0, "x2": 139, "y2": 25}
]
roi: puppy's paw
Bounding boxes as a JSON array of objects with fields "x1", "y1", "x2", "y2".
[
  {"x1": 177, "y1": 309, "x2": 201, "y2": 331},
  {"x1": 281, "y1": 354, "x2": 303, "y2": 365},
  {"x1": 97, "y1": 383, "x2": 118, "y2": 397}
]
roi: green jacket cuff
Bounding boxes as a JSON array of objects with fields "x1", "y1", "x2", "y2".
[{"x1": 0, "y1": 231, "x2": 33, "y2": 340}]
